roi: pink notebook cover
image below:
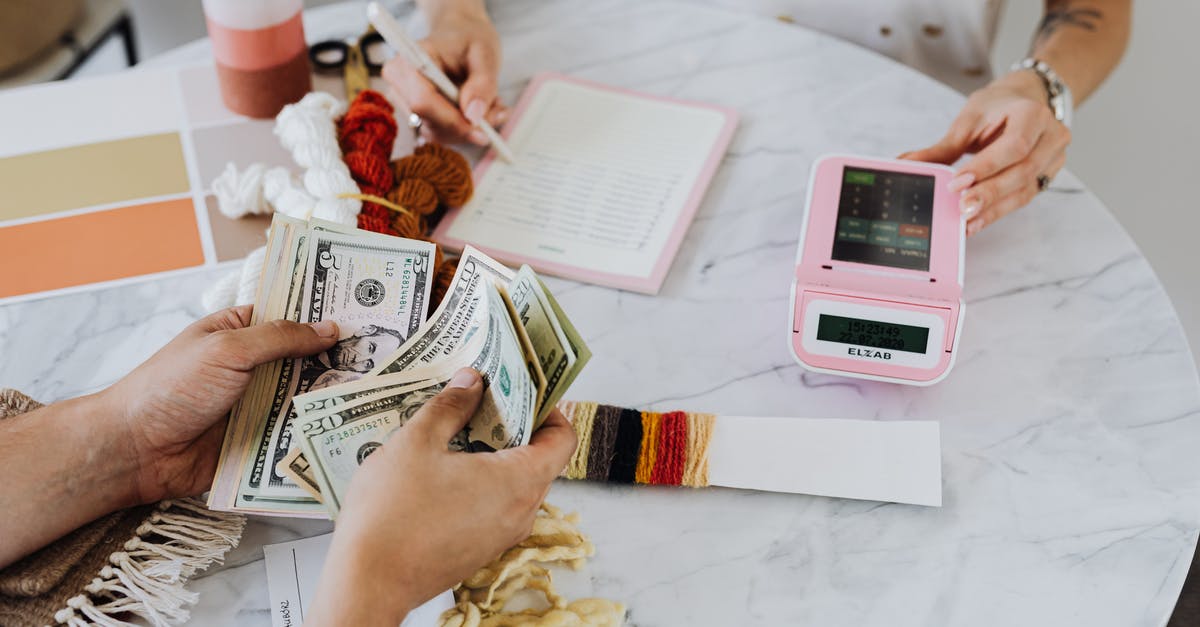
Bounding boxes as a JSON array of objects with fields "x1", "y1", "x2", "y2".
[{"x1": 431, "y1": 72, "x2": 739, "y2": 294}]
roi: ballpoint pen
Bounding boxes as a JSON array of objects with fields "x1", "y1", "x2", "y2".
[{"x1": 366, "y1": 1, "x2": 516, "y2": 163}]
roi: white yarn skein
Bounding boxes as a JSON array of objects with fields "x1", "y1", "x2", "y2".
[
  {"x1": 211, "y1": 162, "x2": 319, "y2": 222},
  {"x1": 262, "y1": 166, "x2": 317, "y2": 220},
  {"x1": 211, "y1": 162, "x2": 273, "y2": 219},
  {"x1": 274, "y1": 92, "x2": 359, "y2": 226},
  {"x1": 235, "y1": 245, "x2": 268, "y2": 307},
  {"x1": 201, "y1": 270, "x2": 240, "y2": 313},
  {"x1": 204, "y1": 91, "x2": 360, "y2": 312},
  {"x1": 200, "y1": 245, "x2": 267, "y2": 313}
]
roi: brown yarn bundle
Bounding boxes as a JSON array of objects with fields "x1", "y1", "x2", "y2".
[
  {"x1": 388, "y1": 179, "x2": 439, "y2": 217},
  {"x1": 395, "y1": 147, "x2": 474, "y2": 208}
]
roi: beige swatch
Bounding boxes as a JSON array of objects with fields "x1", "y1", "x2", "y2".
[{"x1": 0, "y1": 133, "x2": 189, "y2": 221}]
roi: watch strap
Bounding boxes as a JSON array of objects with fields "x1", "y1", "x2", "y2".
[{"x1": 1011, "y1": 57, "x2": 1073, "y2": 128}]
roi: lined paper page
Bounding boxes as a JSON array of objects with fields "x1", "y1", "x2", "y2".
[{"x1": 443, "y1": 79, "x2": 729, "y2": 282}]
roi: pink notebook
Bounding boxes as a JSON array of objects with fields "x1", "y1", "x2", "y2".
[{"x1": 432, "y1": 73, "x2": 738, "y2": 294}]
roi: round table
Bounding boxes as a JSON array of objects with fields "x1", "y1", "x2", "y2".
[{"x1": 5, "y1": 1, "x2": 1199, "y2": 625}]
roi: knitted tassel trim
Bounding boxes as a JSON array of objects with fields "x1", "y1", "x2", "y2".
[{"x1": 50, "y1": 498, "x2": 245, "y2": 627}]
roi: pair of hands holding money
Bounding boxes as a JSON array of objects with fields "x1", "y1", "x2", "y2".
[{"x1": 112, "y1": 305, "x2": 577, "y2": 623}]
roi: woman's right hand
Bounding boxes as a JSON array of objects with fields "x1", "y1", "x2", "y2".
[
  {"x1": 382, "y1": 0, "x2": 508, "y2": 146},
  {"x1": 305, "y1": 368, "x2": 578, "y2": 626}
]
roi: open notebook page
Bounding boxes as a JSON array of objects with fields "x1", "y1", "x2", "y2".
[{"x1": 436, "y1": 76, "x2": 734, "y2": 292}]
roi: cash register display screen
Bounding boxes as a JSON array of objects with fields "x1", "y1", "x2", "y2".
[
  {"x1": 816, "y1": 314, "x2": 930, "y2": 354},
  {"x1": 830, "y1": 167, "x2": 935, "y2": 271}
]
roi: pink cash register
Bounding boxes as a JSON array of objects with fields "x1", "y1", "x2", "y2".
[{"x1": 789, "y1": 155, "x2": 965, "y2": 385}]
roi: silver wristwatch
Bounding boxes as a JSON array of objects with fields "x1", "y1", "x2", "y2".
[{"x1": 1010, "y1": 57, "x2": 1073, "y2": 128}]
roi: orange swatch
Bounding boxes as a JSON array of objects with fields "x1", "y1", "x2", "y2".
[{"x1": 0, "y1": 198, "x2": 204, "y2": 299}]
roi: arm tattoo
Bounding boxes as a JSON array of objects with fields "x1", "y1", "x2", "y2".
[{"x1": 1036, "y1": 1, "x2": 1102, "y2": 46}]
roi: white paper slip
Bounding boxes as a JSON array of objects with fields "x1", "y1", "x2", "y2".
[
  {"x1": 433, "y1": 73, "x2": 738, "y2": 294},
  {"x1": 708, "y1": 416, "x2": 942, "y2": 507},
  {"x1": 263, "y1": 533, "x2": 454, "y2": 627}
]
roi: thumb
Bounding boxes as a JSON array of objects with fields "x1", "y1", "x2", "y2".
[
  {"x1": 505, "y1": 407, "x2": 577, "y2": 482},
  {"x1": 902, "y1": 112, "x2": 981, "y2": 165},
  {"x1": 458, "y1": 42, "x2": 501, "y2": 125},
  {"x1": 217, "y1": 319, "x2": 339, "y2": 370},
  {"x1": 407, "y1": 368, "x2": 485, "y2": 446}
]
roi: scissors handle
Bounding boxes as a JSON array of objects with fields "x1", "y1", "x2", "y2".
[
  {"x1": 357, "y1": 31, "x2": 386, "y2": 74},
  {"x1": 309, "y1": 40, "x2": 350, "y2": 72},
  {"x1": 309, "y1": 33, "x2": 386, "y2": 75}
]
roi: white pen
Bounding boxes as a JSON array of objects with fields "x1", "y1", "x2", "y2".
[{"x1": 366, "y1": 1, "x2": 516, "y2": 163}]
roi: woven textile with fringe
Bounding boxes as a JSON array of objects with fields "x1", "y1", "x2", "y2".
[{"x1": 0, "y1": 389, "x2": 246, "y2": 626}]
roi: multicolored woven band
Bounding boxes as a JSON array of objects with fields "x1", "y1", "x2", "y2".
[{"x1": 558, "y1": 402, "x2": 715, "y2": 488}]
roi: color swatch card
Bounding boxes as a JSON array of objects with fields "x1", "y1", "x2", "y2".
[
  {"x1": 0, "y1": 64, "x2": 399, "y2": 304},
  {"x1": 433, "y1": 74, "x2": 738, "y2": 294}
]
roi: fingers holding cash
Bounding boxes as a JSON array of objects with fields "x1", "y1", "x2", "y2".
[
  {"x1": 410, "y1": 368, "x2": 486, "y2": 446},
  {"x1": 507, "y1": 406, "x2": 578, "y2": 483},
  {"x1": 209, "y1": 214, "x2": 591, "y2": 518}
]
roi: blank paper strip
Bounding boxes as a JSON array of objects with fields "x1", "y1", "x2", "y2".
[{"x1": 708, "y1": 416, "x2": 942, "y2": 506}]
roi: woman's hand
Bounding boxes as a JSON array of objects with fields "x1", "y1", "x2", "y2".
[
  {"x1": 382, "y1": 0, "x2": 507, "y2": 145},
  {"x1": 901, "y1": 70, "x2": 1071, "y2": 236},
  {"x1": 106, "y1": 305, "x2": 338, "y2": 504},
  {"x1": 307, "y1": 368, "x2": 578, "y2": 626}
]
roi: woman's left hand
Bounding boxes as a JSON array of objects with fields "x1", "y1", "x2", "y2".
[{"x1": 901, "y1": 70, "x2": 1071, "y2": 236}]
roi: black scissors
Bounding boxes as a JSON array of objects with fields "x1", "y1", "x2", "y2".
[{"x1": 308, "y1": 28, "x2": 387, "y2": 100}]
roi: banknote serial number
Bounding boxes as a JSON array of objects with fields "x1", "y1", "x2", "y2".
[
  {"x1": 393, "y1": 259, "x2": 415, "y2": 310},
  {"x1": 322, "y1": 416, "x2": 393, "y2": 447}
]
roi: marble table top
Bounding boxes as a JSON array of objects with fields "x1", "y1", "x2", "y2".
[{"x1": 4, "y1": 1, "x2": 1198, "y2": 625}]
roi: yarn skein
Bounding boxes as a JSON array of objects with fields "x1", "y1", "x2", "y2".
[
  {"x1": 608, "y1": 409, "x2": 644, "y2": 484},
  {"x1": 563, "y1": 402, "x2": 598, "y2": 480},
  {"x1": 634, "y1": 412, "x2": 661, "y2": 484},
  {"x1": 274, "y1": 91, "x2": 360, "y2": 225},
  {"x1": 337, "y1": 90, "x2": 399, "y2": 236},
  {"x1": 585, "y1": 405, "x2": 623, "y2": 482}
]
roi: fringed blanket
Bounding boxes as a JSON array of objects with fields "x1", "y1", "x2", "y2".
[{"x1": 0, "y1": 389, "x2": 246, "y2": 626}]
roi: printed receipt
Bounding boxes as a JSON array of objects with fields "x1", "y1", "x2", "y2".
[
  {"x1": 444, "y1": 78, "x2": 728, "y2": 280},
  {"x1": 263, "y1": 533, "x2": 453, "y2": 627}
]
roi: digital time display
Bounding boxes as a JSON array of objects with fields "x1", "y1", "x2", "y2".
[
  {"x1": 816, "y1": 314, "x2": 930, "y2": 354},
  {"x1": 830, "y1": 167, "x2": 935, "y2": 271}
]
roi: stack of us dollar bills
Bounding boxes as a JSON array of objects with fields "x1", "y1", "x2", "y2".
[{"x1": 207, "y1": 214, "x2": 590, "y2": 518}]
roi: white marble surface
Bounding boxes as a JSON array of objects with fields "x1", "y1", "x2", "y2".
[{"x1": 4, "y1": 1, "x2": 1199, "y2": 625}]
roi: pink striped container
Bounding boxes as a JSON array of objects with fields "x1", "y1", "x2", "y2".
[{"x1": 202, "y1": 0, "x2": 312, "y2": 118}]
